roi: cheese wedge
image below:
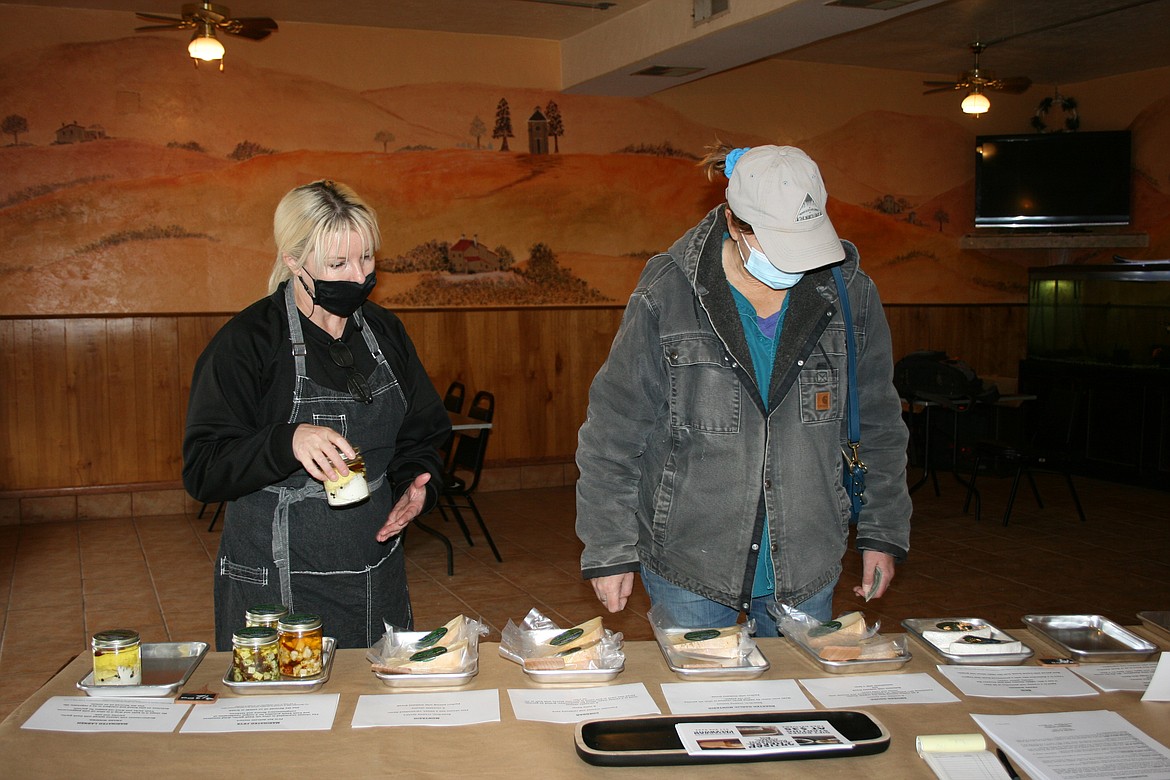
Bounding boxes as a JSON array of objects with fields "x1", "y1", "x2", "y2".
[
  {"x1": 819, "y1": 637, "x2": 899, "y2": 662},
  {"x1": 666, "y1": 626, "x2": 742, "y2": 658},
  {"x1": 806, "y1": 611, "x2": 867, "y2": 648},
  {"x1": 415, "y1": 615, "x2": 466, "y2": 649},
  {"x1": 376, "y1": 640, "x2": 468, "y2": 673},
  {"x1": 523, "y1": 641, "x2": 602, "y2": 671},
  {"x1": 857, "y1": 638, "x2": 900, "y2": 660},
  {"x1": 536, "y1": 617, "x2": 604, "y2": 656},
  {"x1": 818, "y1": 645, "x2": 861, "y2": 661}
]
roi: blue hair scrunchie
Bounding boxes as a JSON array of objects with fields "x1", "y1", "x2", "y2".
[{"x1": 724, "y1": 147, "x2": 751, "y2": 179}]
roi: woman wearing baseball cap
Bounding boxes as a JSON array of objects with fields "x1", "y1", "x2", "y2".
[{"x1": 575, "y1": 144, "x2": 911, "y2": 634}]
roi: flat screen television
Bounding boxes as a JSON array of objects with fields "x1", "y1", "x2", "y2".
[{"x1": 974, "y1": 130, "x2": 1132, "y2": 229}]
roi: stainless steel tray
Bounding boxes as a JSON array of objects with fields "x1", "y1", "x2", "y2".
[
  {"x1": 523, "y1": 662, "x2": 624, "y2": 684},
  {"x1": 221, "y1": 636, "x2": 336, "y2": 693},
  {"x1": 1136, "y1": 611, "x2": 1170, "y2": 643},
  {"x1": 790, "y1": 635, "x2": 911, "y2": 674},
  {"x1": 500, "y1": 627, "x2": 624, "y2": 684},
  {"x1": 1022, "y1": 615, "x2": 1158, "y2": 662},
  {"x1": 901, "y1": 618, "x2": 1034, "y2": 665},
  {"x1": 373, "y1": 630, "x2": 480, "y2": 687},
  {"x1": 375, "y1": 657, "x2": 479, "y2": 688},
  {"x1": 656, "y1": 639, "x2": 771, "y2": 680},
  {"x1": 77, "y1": 641, "x2": 208, "y2": 697}
]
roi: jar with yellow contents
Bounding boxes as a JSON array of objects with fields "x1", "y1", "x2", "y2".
[
  {"x1": 91, "y1": 629, "x2": 142, "y2": 685},
  {"x1": 277, "y1": 613, "x2": 324, "y2": 677}
]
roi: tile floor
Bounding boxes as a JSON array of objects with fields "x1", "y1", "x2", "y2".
[{"x1": 2, "y1": 474, "x2": 1168, "y2": 722}]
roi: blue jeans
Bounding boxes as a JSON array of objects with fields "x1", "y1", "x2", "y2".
[{"x1": 641, "y1": 566, "x2": 837, "y2": 637}]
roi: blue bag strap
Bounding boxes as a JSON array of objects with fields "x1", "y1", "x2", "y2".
[{"x1": 832, "y1": 265, "x2": 860, "y2": 447}]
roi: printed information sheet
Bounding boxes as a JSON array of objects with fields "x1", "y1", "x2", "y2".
[
  {"x1": 798, "y1": 672, "x2": 960, "y2": 708},
  {"x1": 351, "y1": 689, "x2": 500, "y2": 727},
  {"x1": 971, "y1": 709, "x2": 1170, "y2": 780},
  {"x1": 675, "y1": 720, "x2": 852, "y2": 757},
  {"x1": 507, "y1": 682, "x2": 659, "y2": 724},
  {"x1": 662, "y1": 679, "x2": 814, "y2": 715},
  {"x1": 1072, "y1": 661, "x2": 1157, "y2": 692},
  {"x1": 179, "y1": 694, "x2": 339, "y2": 733},
  {"x1": 22, "y1": 697, "x2": 190, "y2": 733},
  {"x1": 936, "y1": 664, "x2": 1098, "y2": 697}
]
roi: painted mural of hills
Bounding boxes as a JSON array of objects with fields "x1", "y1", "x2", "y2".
[
  {"x1": 800, "y1": 110, "x2": 975, "y2": 208},
  {"x1": 0, "y1": 37, "x2": 765, "y2": 158},
  {"x1": 2, "y1": 33, "x2": 1168, "y2": 318},
  {"x1": 0, "y1": 149, "x2": 728, "y2": 315}
]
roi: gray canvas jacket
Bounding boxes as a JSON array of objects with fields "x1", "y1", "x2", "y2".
[{"x1": 575, "y1": 204, "x2": 911, "y2": 611}]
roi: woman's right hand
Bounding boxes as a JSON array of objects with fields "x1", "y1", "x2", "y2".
[{"x1": 292, "y1": 424, "x2": 354, "y2": 481}]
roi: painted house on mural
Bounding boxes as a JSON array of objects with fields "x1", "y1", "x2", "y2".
[
  {"x1": 527, "y1": 108, "x2": 548, "y2": 155},
  {"x1": 450, "y1": 236, "x2": 502, "y2": 274},
  {"x1": 54, "y1": 121, "x2": 106, "y2": 144}
]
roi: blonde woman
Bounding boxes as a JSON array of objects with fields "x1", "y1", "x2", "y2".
[{"x1": 184, "y1": 180, "x2": 450, "y2": 651}]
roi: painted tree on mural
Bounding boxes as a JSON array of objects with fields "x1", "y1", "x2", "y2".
[
  {"x1": 374, "y1": 129, "x2": 396, "y2": 152},
  {"x1": 2, "y1": 114, "x2": 29, "y2": 145},
  {"x1": 545, "y1": 100, "x2": 564, "y2": 153},
  {"x1": 468, "y1": 115, "x2": 487, "y2": 150},
  {"x1": 492, "y1": 98, "x2": 513, "y2": 152},
  {"x1": 934, "y1": 209, "x2": 950, "y2": 232},
  {"x1": 228, "y1": 140, "x2": 276, "y2": 161}
]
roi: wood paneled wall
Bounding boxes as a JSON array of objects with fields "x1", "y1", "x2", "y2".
[{"x1": 0, "y1": 304, "x2": 1025, "y2": 494}]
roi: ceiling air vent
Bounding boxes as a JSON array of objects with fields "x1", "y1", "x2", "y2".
[
  {"x1": 694, "y1": 0, "x2": 730, "y2": 24},
  {"x1": 632, "y1": 65, "x2": 706, "y2": 77}
]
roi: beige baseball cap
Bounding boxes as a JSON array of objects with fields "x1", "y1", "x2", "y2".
[{"x1": 725, "y1": 145, "x2": 845, "y2": 273}]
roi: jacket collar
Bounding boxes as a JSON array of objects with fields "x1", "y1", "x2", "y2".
[{"x1": 669, "y1": 204, "x2": 860, "y2": 410}]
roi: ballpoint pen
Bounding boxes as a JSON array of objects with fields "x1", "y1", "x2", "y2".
[{"x1": 996, "y1": 747, "x2": 1021, "y2": 780}]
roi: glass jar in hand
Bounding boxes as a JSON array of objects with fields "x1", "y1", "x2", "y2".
[{"x1": 323, "y1": 448, "x2": 369, "y2": 507}]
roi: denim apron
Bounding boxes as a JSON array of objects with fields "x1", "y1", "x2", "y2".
[{"x1": 213, "y1": 283, "x2": 412, "y2": 651}]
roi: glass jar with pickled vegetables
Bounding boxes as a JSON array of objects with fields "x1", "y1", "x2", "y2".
[
  {"x1": 245, "y1": 604, "x2": 288, "y2": 629},
  {"x1": 277, "y1": 613, "x2": 324, "y2": 677},
  {"x1": 231, "y1": 626, "x2": 280, "y2": 682},
  {"x1": 92, "y1": 629, "x2": 142, "y2": 685}
]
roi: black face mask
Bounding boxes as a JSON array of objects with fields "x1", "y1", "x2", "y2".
[{"x1": 299, "y1": 270, "x2": 377, "y2": 317}]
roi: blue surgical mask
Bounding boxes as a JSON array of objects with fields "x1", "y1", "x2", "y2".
[{"x1": 736, "y1": 239, "x2": 804, "y2": 290}]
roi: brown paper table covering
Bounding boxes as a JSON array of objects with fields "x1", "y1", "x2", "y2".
[{"x1": 2, "y1": 629, "x2": 1167, "y2": 778}]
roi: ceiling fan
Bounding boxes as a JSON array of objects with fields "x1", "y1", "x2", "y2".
[
  {"x1": 922, "y1": 43, "x2": 1032, "y2": 114},
  {"x1": 135, "y1": 2, "x2": 278, "y2": 70}
]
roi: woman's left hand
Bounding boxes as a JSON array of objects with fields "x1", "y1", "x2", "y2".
[{"x1": 376, "y1": 472, "x2": 432, "y2": 542}]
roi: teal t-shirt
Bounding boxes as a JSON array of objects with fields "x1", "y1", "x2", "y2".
[{"x1": 729, "y1": 285, "x2": 789, "y2": 598}]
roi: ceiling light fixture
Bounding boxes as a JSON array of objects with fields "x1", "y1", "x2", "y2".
[
  {"x1": 961, "y1": 88, "x2": 990, "y2": 115},
  {"x1": 187, "y1": 21, "x2": 225, "y2": 70}
]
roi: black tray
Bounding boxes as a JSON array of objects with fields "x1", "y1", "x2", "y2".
[{"x1": 575, "y1": 710, "x2": 890, "y2": 767}]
